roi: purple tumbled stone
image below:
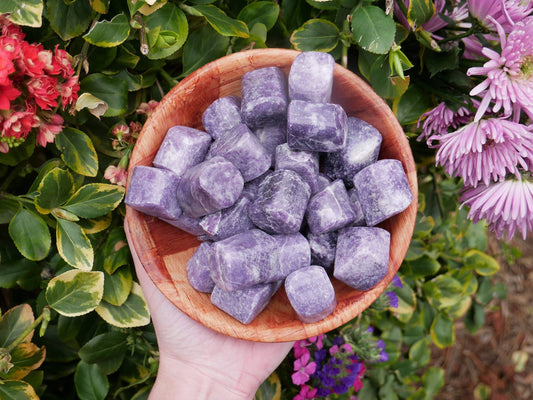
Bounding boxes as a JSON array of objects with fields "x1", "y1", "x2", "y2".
[
  {"x1": 241, "y1": 67, "x2": 288, "y2": 128},
  {"x1": 187, "y1": 242, "x2": 215, "y2": 293},
  {"x1": 353, "y1": 159, "x2": 413, "y2": 226},
  {"x1": 285, "y1": 265, "x2": 337, "y2": 323},
  {"x1": 202, "y1": 95, "x2": 243, "y2": 139},
  {"x1": 316, "y1": 173, "x2": 332, "y2": 192},
  {"x1": 323, "y1": 117, "x2": 382, "y2": 185},
  {"x1": 210, "y1": 229, "x2": 278, "y2": 291},
  {"x1": 161, "y1": 214, "x2": 205, "y2": 236},
  {"x1": 307, "y1": 230, "x2": 338, "y2": 272},
  {"x1": 253, "y1": 123, "x2": 287, "y2": 166},
  {"x1": 248, "y1": 169, "x2": 311, "y2": 234},
  {"x1": 334, "y1": 226, "x2": 390, "y2": 291},
  {"x1": 153, "y1": 125, "x2": 212, "y2": 177},
  {"x1": 288, "y1": 51, "x2": 335, "y2": 103},
  {"x1": 347, "y1": 188, "x2": 366, "y2": 226},
  {"x1": 271, "y1": 232, "x2": 311, "y2": 281},
  {"x1": 305, "y1": 180, "x2": 356, "y2": 234},
  {"x1": 125, "y1": 166, "x2": 182, "y2": 220},
  {"x1": 177, "y1": 156, "x2": 244, "y2": 218},
  {"x1": 199, "y1": 194, "x2": 255, "y2": 241},
  {"x1": 211, "y1": 281, "x2": 278, "y2": 324},
  {"x1": 287, "y1": 100, "x2": 347, "y2": 152},
  {"x1": 208, "y1": 123, "x2": 271, "y2": 182},
  {"x1": 275, "y1": 143, "x2": 319, "y2": 193}
]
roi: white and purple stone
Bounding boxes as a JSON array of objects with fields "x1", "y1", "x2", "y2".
[
  {"x1": 347, "y1": 188, "x2": 366, "y2": 226},
  {"x1": 186, "y1": 242, "x2": 215, "y2": 293},
  {"x1": 241, "y1": 66, "x2": 288, "y2": 129},
  {"x1": 285, "y1": 265, "x2": 337, "y2": 323},
  {"x1": 211, "y1": 281, "x2": 279, "y2": 324},
  {"x1": 202, "y1": 95, "x2": 243, "y2": 140},
  {"x1": 253, "y1": 122, "x2": 287, "y2": 166},
  {"x1": 125, "y1": 166, "x2": 182, "y2": 220},
  {"x1": 288, "y1": 51, "x2": 335, "y2": 103},
  {"x1": 161, "y1": 214, "x2": 205, "y2": 236},
  {"x1": 323, "y1": 117, "x2": 382, "y2": 185},
  {"x1": 305, "y1": 180, "x2": 356, "y2": 234},
  {"x1": 275, "y1": 143, "x2": 319, "y2": 193},
  {"x1": 316, "y1": 173, "x2": 332, "y2": 192},
  {"x1": 307, "y1": 230, "x2": 338, "y2": 272},
  {"x1": 209, "y1": 229, "x2": 278, "y2": 292},
  {"x1": 353, "y1": 159, "x2": 413, "y2": 226},
  {"x1": 334, "y1": 226, "x2": 390, "y2": 291},
  {"x1": 207, "y1": 123, "x2": 271, "y2": 182},
  {"x1": 271, "y1": 232, "x2": 311, "y2": 281},
  {"x1": 287, "y1": 100, "x2": 347, "y2": 152},
  {"x1": 248, "y1": 169, "x2": 311, "y2": 234},
  {"x1": 176, "y1": 156, "x2": 244, "y2": 218},
  {"x1": 152, "y1": 125, "x2": 212, "y2": 178}
]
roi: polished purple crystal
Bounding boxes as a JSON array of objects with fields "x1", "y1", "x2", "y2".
[
  {"x1": 287, "y1": 100, "x2": 347, "y2": 152},
  {"x1": 202, "y1": 95, "x2": 242, "y2": 139},
  {"x1": 353, "y1": 159, "x2": 413, "y2": 226},
  {"x1": 152, "y1": 125, "x2": 212, "y2": 178},
  {"x1": 305, "y1": 180, "x2": 356, "y2": 234},
  {"x1": 241, "y1": 67, "x2": 288, "y2": 128},
  {"x1": 334, "y1": 226, "x2": 390, "y2": 291},
  {"x1": 307, "y1": 230, "x2": 338, "y2": 272},
  {"x1": 207, "y1": 123, "x2": 271, "y2": 182},
  {"x1": 275, "y1": 143, "x2": 319, "y2": 193},
  {"x1": 211, "y1": 281, "x2": 278, "y2": 324},
  {"x1": 161, "y1": 213, "x2": 205, "y2": 236},
  {"x1": 271, "y1": 232, "x2": 311, "y2": 281},
  {"x1": 253, "y1": 122, "x2": 287, "y2": 166},
  {"x1": 323, "y1": 117, "x2": 382, "y2": 185},
  {"x1": 347, "y1": 188, "x2": 366, "y2": 226},
  {"x1": 288, "y1": 51, "x2": 335, "y2": 103},
  {"x1": 177, "y1": 156, "x2": 244, "y2": 218},
  {"x1": 285, "y1": 265, "x2": 337, "y2": 323},
  {"x1": 187, "y1": 242, "x2": 215, "y2": 293},
  {"x1": 248, "y1": 169, "x2": 311, "y2": 234},
  {"x1": 125, "y1": 166, "x2": 182, "y2": 220},
  {"x1": 316, "y1": 173, "x2": 332, "y2": 192}
]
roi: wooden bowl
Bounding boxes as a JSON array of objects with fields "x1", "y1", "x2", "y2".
[{"x1": 125, "y1": 48, "x2": 418, "y2": 342}]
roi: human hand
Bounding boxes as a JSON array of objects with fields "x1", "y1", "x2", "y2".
[{"x1": 125, "y1": 220, "x2": 294, "y2": 400}]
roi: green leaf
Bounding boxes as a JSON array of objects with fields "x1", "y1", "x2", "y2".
[
  {"x1": 0, "y1": 0, "x2": 43, "y2": 27},
  {"x1": 430, "y1": 313, "x2": 455, "y2": 348},
  {"x1": 0, "y1": 259, "x2": 41, "y2": 289},
  {"x1": 0, "y1": 133, "x2": 35, "y2": 166},
  {"x1": 79, "y1": 214, "x2": 113, "y2": 235},
  {"x1": 424, "y1": 47, "x2": 460, "y2": 78},
  {"x1": 393, "y1": 83, "x2": 432, "y2": 125},
  {"x1": 238, "y1": 1, "x2": 279, "y2": 31},
  {"x1": 89, "y1": 0, "x2": 110, "y2": 14},
  {"x1": 34, "y1": 168, "x2": 74, "y2": 214},
  {"x1": 351, "y1": 6, "x2": 395, "y2": 54},
  {"x1": 422, "y1": 366, "x2": 445, "y2": 396},
  {"x1": 95, "y1": 282, "x2": 150, "y2": 328},
  {"x1": 408, "y1": 0, "x2": 436, "y2": 28},
  {"x1": 254, "y1": 371, "x2": 282, "y2": 400},
  {"x1": 62, "y1": 183, "x2": 125, "y2": 219},
  {"x1": 56, "y1": 218, "x2": 94, "y2": 271},
  {"x1": 408, "y1": 338, "x2": 430, "y2": 366},
  {"x1": 46, "y1": 270, "x2": 104, "y2": 317},
  {"x1": 0, "y1": 343, "x2": 46, "y2": 380},
  {"x1": 83, "y1": 13, "x2": 130, "y2": 47},
  {"x1": 290, "y1": 19, "x2": 339, "y2": 52},
  {"x1": 103, "y1": 227, "x2": 130, "y2": 274},
  {"x1": 78, "y1": 331, "x2": 128, "y2": 364},
  {"x1": 464, "y1": 301, "x2": 485, "y2": 334},
  {"x1": 369, "y1": 55, "x2": 410, "y2": 99},
  {"x1": 79, "y1": 73, "x2": 128, "y2": 118},
  {"x1": 46, "y1": 0, "x2": 94, "y2": 40},
  {"x1": 55, "y1": 127, "x2": 98, "y2": 177},
  {"x1": 423, "y1": 275, "x2": 464, "y2": 309},
  {"x1": 181, "y1": 25, "x2": 230, "y2": 77},
  {"x1": 0, "y1": 304, "x2": 34, "y2": 348},
  {"x1": 305, "y1": 0, "x2": 339, "y2": 10},
  {"x1": 8, "y1": 208, "x2": 51, "y2": 261},
  {"x1": 464, "y1": 249, "x2": 500, "y2": 276},
  {"x1": 102, "y1": 266, "x2": 133, "y2": 306},
  {"x1": 0, "y1": 197, "x2": 20, "y2": 224},
  {"x1": 0, "y1": 380, "x2": 39, "y2": 400},
  {"x1": 404, "y1": 255, "x2": 441, "y2": 278},
  {"x1": 143, "y1": 3, "x2": 189, "y2": 59},
  {"x1": 192, "y1": 5, "x2": 250, "y2": 38},
  {"x1": 75, "y1": 361, "x2": 109, "y2": 400}
]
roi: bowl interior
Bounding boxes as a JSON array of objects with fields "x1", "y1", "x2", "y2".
[{"x1": 125, "y1": 48, "x2": 418, "y2": 342}]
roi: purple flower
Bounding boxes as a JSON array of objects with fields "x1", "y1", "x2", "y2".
[
  {"x1": 392, "y1": 274, "x2": 403, "y2": 288},
  {"x1": 376, "y1": 340, "x2": 389, "y2": 363},
  {"x1": 460, "y1": 177, "x2": 533, "y2": 240},
  {"x1": 433, "y1": 118, "x2": 533, "y2": 187},
  {"x1": 292, "y1": 351, "x2": 317, "y2": 385},
  {"x1": 386, "y1": 291, "x2": 399, "y2": 308},
  {"x1": 417, "y1": 102, "x2": 472, "y2": 143},
  {"x1": 468, "y1": 0, "x2": 533, "y2": 31}
]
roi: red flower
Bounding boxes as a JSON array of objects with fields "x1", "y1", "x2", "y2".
[
  {"x1": 18, "y1": 41, "x2": 45, "y2": 77},
  {"x1": 37, "y1": 113, "x2": 63, "y2": 147},
  {"x1": 27, "y1": 75, "x2": 59, "y2": 110},
  {"x1": 53, "y1": 46, "x2": 75, "y2": 79},
  {"x1": 38, "y1": 49, "x2": 61, "y2": 75},
  {"x1": 0, "y1": 15, "x2": 24, "y2": 40},
  {"x1": 0, "y1": 47, "x2": 14, "y2": 85},
  {"x1": 0, "y1": 82, "x2": 20, "y2": 110},
  {"x1": 57, "y1": 75, "x2": 79, "y2": 109},
  {"x1": 1, "y1": 108, "x2": 39, "y2": 141},
  {"x1": 104, "y1": 164, "x2": 128, "y2": 187}
]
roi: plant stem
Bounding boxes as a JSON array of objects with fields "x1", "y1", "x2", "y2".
[
  {"x1": 6, "y1": 308, "x2": 49, "y2": 353},
  {"x1": 159, "y1": 69, "x2": 179, "y2": 87},
  {"x1": 438, "y1": 27, "x2": 475, "y2": 44}
]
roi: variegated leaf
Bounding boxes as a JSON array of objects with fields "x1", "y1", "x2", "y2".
[
  {"x1": 63, "y1": 183, "x2": 125, "y2": 219},
  {"x1": 56, "y1": 219, "x2": 93, "y2": 271},
  {"x1": 95, "y1": 282, "x2": 150, "y2": 328}
]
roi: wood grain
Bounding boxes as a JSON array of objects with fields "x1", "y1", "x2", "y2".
[{"x1": 125, "y1": 48, "x2": 418, "y2": 343}]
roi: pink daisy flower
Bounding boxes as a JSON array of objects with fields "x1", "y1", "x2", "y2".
[
  {"x1": 468, "y1": 0, "x2": 533, "y2": 31},
  {"x1": 467, "y1": 17, "x2": 533, "y2": 121},
  {"x1": 460, "y1": 177, "x2": 533, "y2": 240},
  {"x1": 433, "y1": 118, "x2": 533, "y2": 187},
  {"x1": 417, "y1": 102, "x2": 472, "y2": 144}
]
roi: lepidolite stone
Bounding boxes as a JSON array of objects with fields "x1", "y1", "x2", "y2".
[
  {"x1": 248, "y1": 169, "x2": 311, "y2": 234},
  {"x1": 272, "y1": 233, "x2": 311, "y2": 281},
  {"x1": 253, "y1": 123, "x2": 287, "y2": 166},
  {"x1": 275, "y1": 143, "x2": 319, "y2": 193},
  {"x1": 323, "y1": 117, "x2": 382, "y2": 185},
  {"x1": 285, "y1": 265, "x2": 337, "y2": 323},
  {"x1": 125, "y1": 166, "x2": 182, "y2": 220},
  {"x1": 153, "y1": 126, "x2": 212, "y2": 178},
  {"x1": 334, "y1": 226, "x2": 390, "y2": 291},
  {"x1": 199, "y1": 194, "x2": 255, "y2": 241},
  {"x1": 177, "y1": 156, "x2": 244, "y2": 218},
  {"x1": 208, "y1": 123, "x2": 271, "y2": 182},
  {"x1": 307, "y1": 230, "x2": 338, "y2": 272},
  {"x1": 210, "y1": 229, "x2": 278, "y2": 291},
  {"x1": 161, "y1": 214, "x2": 205, "y2": 236},
  {"x1": 211, "y1": 282, "x2": 278, "y2": 324},
  {"x1": 353, "y1": 159, "x2": 413, "y2": 226},
  {"x1": 288, "y1": 51, "x2": 335, "y2": 103},
  {"x1": 287, "y1": 100, "x2": 347, "y2": 152},
  {"x1": 305, "y1": 180, "x2": 356, "y2": 234},
  {"x1": 316, "y1": 173, "x2": 332, "y2": 192},
  {"x1": 241, "y1": 67, "x2": 288, "y2": 129},
  {"x1": 202, "y1": 95, "x2": 242, "y2": 139},
  {"x1": 187, "y1": 242, "x2": 215, "y2": 293},
  {"x1": 347, "y1": 188, "x2": 366, "y2": 226}
]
